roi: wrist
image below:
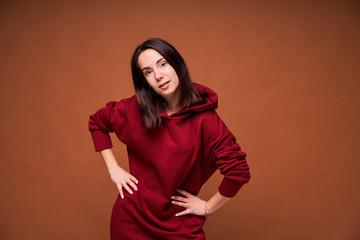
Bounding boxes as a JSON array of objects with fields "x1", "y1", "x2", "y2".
[
  {"x1": 205, "y1": 201, "x2": 214, "y2": 215},
  {"x1": 205, "y1": 201, "x2": 210, "y2": 219},
  {"x1": 107, "y1": 164, "x2": 121, "y2": 174}
]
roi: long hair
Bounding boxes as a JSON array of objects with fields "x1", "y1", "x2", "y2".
[{"x1": 131, "y1": 38, "x2": 206, "y2": 130}]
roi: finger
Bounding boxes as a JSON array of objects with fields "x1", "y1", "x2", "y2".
[
  {"x1": 175, "y1": 209, "x2": 191, "y2": 217},
  {"x1": 130, "y1": 175, "x2": 139, "y2": 184},
  {"x1": 171, "y1": 196, "x2": 186, "y2": 202},
  {"x1": 122, "y1": 183, "x2": 133, "y2": 195},
  {"x1": 177, "y1": 189, "x2": 192, "y2": 197},
  {"x1": 118, "y1": 187, "x2": 124, "y2": 199},
  {"x1": 128, "y1": 180, "x2": 138, "y2": 191},
  {"x1": 171, "y1": 200, "x2": 187, "y2": 207}
]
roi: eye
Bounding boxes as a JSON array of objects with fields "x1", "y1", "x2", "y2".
[
  {"x1": 159, "y1": 61, "x2": 167, "y2": 67},
  {"x1": 144, "y1": 70, "x2": 152, "y2": 76}
]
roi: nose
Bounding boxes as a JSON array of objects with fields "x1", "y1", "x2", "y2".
[{"x1": 153, "y1": 69, "x2": 164, "y2": 81}]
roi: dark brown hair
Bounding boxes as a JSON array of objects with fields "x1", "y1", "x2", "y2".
[{"x1": 131, "y1": 38, "x2": 206, "y2": 130}]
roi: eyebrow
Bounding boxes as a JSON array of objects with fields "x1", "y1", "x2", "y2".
[{"x1": 141, "y1": 58, "x2": 165, "y2": 71}]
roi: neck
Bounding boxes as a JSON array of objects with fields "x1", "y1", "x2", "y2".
[
  {"x1": 166, "y1": 103, "x2": 179, "y2": 115},
  {"x1": 165, "y1": 92, "x2": 180, "y2": 115}
]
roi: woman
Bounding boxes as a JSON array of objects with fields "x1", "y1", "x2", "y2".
[{"x1": 89, "y1": 38, "x2": 250, "y2": 239}]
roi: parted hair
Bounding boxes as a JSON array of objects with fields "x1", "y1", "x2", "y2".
[{"x1": 131, "y1": 38, "x2": 206, "y2": 130}]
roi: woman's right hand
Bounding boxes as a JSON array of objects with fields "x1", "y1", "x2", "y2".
[
  {"x1": 99, "y1": 148, "x2": 138, "y2": 199},
  {"x1": 108, "y1": 166, "x2": 138, "y2": 199}
]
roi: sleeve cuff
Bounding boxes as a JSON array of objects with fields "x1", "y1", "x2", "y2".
[
  {"x1": 90, "y1": 130, "x2": 113, "y2": 152},
  {"x1": 218, "y1": 177, "x2": 244, "y2": 198}
]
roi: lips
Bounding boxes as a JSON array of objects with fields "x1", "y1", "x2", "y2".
[{"x1": 159, "y1": 81, "x2": 170, "y2": 88}]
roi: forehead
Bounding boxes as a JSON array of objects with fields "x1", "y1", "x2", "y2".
[{"x1": 138, "y1": 49, "x2": 164, "y2": 69}]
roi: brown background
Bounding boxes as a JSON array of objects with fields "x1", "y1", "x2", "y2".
[{"x1": 1, "y1": 0, "x2": 359, "y2": 239}]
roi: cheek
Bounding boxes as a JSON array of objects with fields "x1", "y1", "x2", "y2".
[
  {"x1": 145, "y1": 77, "x2": 155, "y2": 87},
  {"x1": 170, "y1": 70, "x2": 179, "y2": 81},
  {"x1": 173, "y1": 73, "x2": 180, "y2": 85}
]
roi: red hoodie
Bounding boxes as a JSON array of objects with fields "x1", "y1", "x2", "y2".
[{"x1": 89, "y1": 83, "x2": 250, "y2": 240}]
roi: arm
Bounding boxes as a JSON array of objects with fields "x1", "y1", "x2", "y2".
[
  {"x1": 171, "y1": 190, "x2": 229, "y2": 217},
  {"x1": 172, "y1": 113, "x2": 250, "y2": 217},
  {"x1": 89, "y1": 101, "x2": 136, "y2": 199},
  {"x1": 206, "y1": 191, "x2": 230, "y2": 215},
  {"x1": 100, "y1": 148, "x2": 138, "y2": 199}
]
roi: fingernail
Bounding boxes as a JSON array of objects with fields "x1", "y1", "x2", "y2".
[
  {"x1": 176, "y1": 189, "x2": 180, "y2": 192},
  {"x1": 135, "y1": 187, "x2": 138, "y2": 191},
  {"x1": 121, "y1": 195, "x2": 124, "y2": 199},
  {"x1": 171, "y1": 201, "x2": 175, "y2": 204},
  {"x1": 175, "y1": 214, "x2": 179, "y2": 217},
  {"x1": 130, "y1": 191, "x2": 133, "y2": 194},
  {"x1": 171, "y1": 196, "x2": 174, "y2": 199}
]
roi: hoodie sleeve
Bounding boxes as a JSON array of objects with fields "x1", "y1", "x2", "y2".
[
  {"x1": 204, "y1": 111, "x2": 250, "y2": 198},
  {"x1": 88, "y1": 100, "x2": 126, "y2": 152}
]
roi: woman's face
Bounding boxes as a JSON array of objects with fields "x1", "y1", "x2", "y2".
[{"x1": 138, "y1": 49, "x2": 180, "y2": 102}]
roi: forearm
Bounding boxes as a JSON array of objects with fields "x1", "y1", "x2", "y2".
[
  {"x1": 99, "y1": 148, "x2": 121, "y2": 171},
  {"x1": 206, "y1": 191, "x2": 230, "y2": 215}
]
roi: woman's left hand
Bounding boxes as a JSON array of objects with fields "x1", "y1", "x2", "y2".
[{"x1": 171, "y1": 189, "x2": 207, "y2": 217}]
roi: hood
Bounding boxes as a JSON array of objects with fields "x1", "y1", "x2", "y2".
[{"x1": 160, "y1": 83, "x2": 218, "y2": 120}]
